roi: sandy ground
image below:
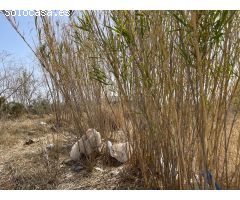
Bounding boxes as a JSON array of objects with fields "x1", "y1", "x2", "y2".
[{"x1": 0, "y1": 115, "x2": 143, "y2": 190}]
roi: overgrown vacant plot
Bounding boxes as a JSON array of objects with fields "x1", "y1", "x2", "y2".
[
  {"x1": 1, "y1": 10, "x2": 240, "y2": 189},
  {"x1": 0, "y1": 115, "x2": 142, "y2": 189}
]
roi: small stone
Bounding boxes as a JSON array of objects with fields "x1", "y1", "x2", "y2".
[
  {"x1": 94, "y1": 167, "x2": 104, "y2": 172},
  {"x1": 39, "y1": 121, "x2": 47, "y2": 126},
  {"x1": 72, "y1": 165, "x2": 84, "y2": 172},
  {"x1": 46, "y1": 144, "x2": 54, "y2": 150},
  {"x1": 66, "y1": 173, "x2": 73, "y2": 179}
]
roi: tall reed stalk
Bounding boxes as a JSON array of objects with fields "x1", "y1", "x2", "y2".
[{"x1": 5, "y1": 10, "x2": 240, "y2": 189}]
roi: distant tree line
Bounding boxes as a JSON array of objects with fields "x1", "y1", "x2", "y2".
[{"x1": 0, "y1": 52, "x2": 52, "y2": 118}]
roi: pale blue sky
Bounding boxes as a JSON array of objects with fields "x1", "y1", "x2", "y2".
[
  {"x1": 0, "y1": 12, "x2": 46, "y2": 89},
  {"x1": 0, "y1": 13, "x2": 44, "y2": 99},
  {"x1": 0, "y1": 13, "x2": 37, "y2": 64},
  {"x1": 0, "y1": 11, "x2": 69, "y2": 71}
]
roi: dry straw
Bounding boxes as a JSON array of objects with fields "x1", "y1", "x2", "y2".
[{"x1": 4, "y1": 10, "x2": 240, "y2": 189}]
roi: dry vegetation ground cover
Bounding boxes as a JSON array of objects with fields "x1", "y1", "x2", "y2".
[
  {"x1": 2, "y1": 11, "x2": 240, "y2": 189},
  {"x1": 0, "y1": 113, "x2": 239, "y2": 189},
  {"x1": 0, "y1": 115, "x2": 143, "y2": 190}
]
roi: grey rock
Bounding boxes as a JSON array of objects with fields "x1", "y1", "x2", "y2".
[{"x1": 72, "y1": 165, "x2": 84, "y2": 172}]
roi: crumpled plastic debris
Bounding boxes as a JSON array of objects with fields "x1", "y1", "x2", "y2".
[{"x1": 107, "y1": 141, "x2": 132, "y2": 163}]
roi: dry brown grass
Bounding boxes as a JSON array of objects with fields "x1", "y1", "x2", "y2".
[
  {"x1": 4, "y1": 10, "x2": 240, "y2": 189},
  {"x1": 0, "y1": 115, "x2": 58, "y2": 189},
  {"x1": 0, "y1": 113, "x2": 239, "y2": 190},
  {"x1": 0, "y1": 114, "x2": 138, "y2": 189}
]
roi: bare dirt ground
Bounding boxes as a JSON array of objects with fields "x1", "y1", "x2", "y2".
[{"x1": 0, "y1": 115, "x2": 143, "y2": 190}]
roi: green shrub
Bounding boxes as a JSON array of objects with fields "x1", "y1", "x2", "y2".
[
  {"x1": 28, "y1": 98, "x2": 51, "y2": 115},
  {"x1": 8, "y1": 102, "x2": 26, "y2": 118},
  {"x1": 0, "y1": 96, "x2": 8, "y2": 117},
  {"x1": 0, "y1": 96, "x2": 7, "y2": 107}
]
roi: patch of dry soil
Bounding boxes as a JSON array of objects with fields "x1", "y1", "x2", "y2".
[{"x1": 0, "y1": 116, "x2": 143, "y2": 189}]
